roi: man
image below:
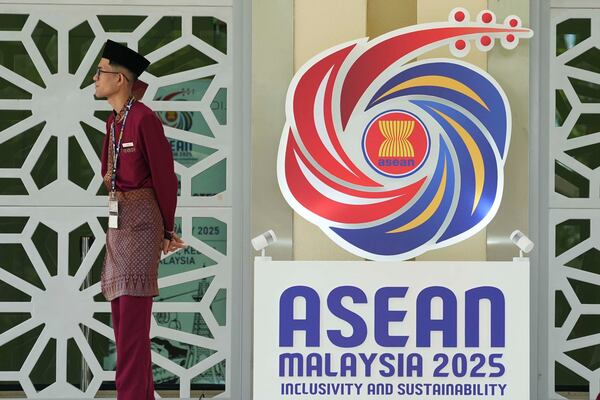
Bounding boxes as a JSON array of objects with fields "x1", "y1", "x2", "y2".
[{"x1": 95, "y1": 39, "x2": 185, "y2": 399}]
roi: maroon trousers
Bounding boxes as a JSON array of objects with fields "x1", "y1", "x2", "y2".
[{"x1": 111, "y1": 295, "x2": 155, "y2": 400}]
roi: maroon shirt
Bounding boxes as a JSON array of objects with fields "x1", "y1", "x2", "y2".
[{"x1": 100, "y1": 101, "x2": 177, "y2": 232}]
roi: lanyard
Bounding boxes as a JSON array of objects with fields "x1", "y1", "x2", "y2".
[{"x1": 110, "y1": 97, "x2": 134, "y2": 194}]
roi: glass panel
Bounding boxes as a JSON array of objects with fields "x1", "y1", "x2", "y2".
[
  {"x1": 156, "y1": 110, "x2": 214, "y2": 138},
  {"x1": 138, "y1": 16, "x2": 182, "y2": 56},
  {"x1": 191, "y1": 159, "x2": 226, "y2": 197},
  {"x1": 30, "y1": 337, "x2": 56, "y2": 389},
  {"x1": 0, "y1": 313, "x2": 30, "y2": 334},
  {"x1": 556, "y1": 18, "x2": 591, "y2": 56},
  {"x1": 147, "y1": 46, "x2": 216, "y2": 77},
  {"x1": 94, "y1": 110, "x2": 112, "y2": 122},
  {"x1": 569, "y1": 77, "x2": 600, "y2": 103},
  {"x1": 31, "y1": 136, "x2": 57, "y2": 189},
  {"x1": 69, "y1": 21, "x2": 95, "y2": 75},
  {"x1": 0, "y1": 243, "x2": 44, "y2": 289},
  {"x1": 31, "y1": 20, "x2": 58, "y2": 74},
  {"x1": 0, "y1": 178, "x2": 27, "y2": 195},
  {"x1": 69, "y1": 223, "x2": 94, "y2": 277},
  {"x1": 555, "y1": 160, "x2": 589, "y2": 198},
  {"x1": 0, "y1": 41, "x2": 45, "y2": 87},
  {"x1": 32, "y1": 222, "x2": 57, "y2": 277},
  {"x1": 97, "y1": 15, "x2": 147, "y2": 32},
  {"x1": 0, "y1": 381, "x2": 24, "y2": 396},
  {"x1": 565, "y1": 342, "x2": 600, "y2": 370},
  {"x1": 159, "y1": 246, "x2": 217, "y2": 277},
  {"x1": 80, "y1": 121, "x2": 104, "y2": 158},
  {"x1": 87, "y1": 314, "x2": 116, "y2": 371},
  {"x1": 0, "y1": 109, "x2": 32, "y2": 131},
  {"x1": 68, "y1": 136, "x2": 95, "y2": 189},
  {"x1": 211, "y1": 288, "x2": 226, "y2": 326},
  {"x1": 568, "y1": 315, "x2": 600, "y2": 340},
  {"x1": 0, "y1": 216, "x2": 29, "y2": 233},
  {"x1": 566, "y1": 143, "x2": 600, "y2": 170},
  {"x1": 211, "y1": 88, "x2": 227, "y2": 125},
  {"x1": 151, "y1": 336, "x2": 216, "y2": 369},
  {"x1": 555, "y1": 362, "x2": 588, "y2": 392},
  {"x1": 555, "y1": 89, "x2": 571, "y2": 127},
  {"x1": 556, "y1": 219, "x2": 590, "y2": 256},
  {"x1": 0, "y1": 325, "x2": 43, "y2": 371},
  {"x1": 566, "y1": 47, "x2": 600, "y2": 74},
  {"x1": 192, "y1": 359, "x2": 225, "y2": 385},
  {"x1": 154, "y1": 312, "x2": 214, "y2": 338},
  {"x1": 568, "y1": 278, "x2": 600, "y2": 304},
  {"x1": 66, "y1": 336, "x2": 93, "y2": 389},
  {"x1": 0, "y1": 14, "x2": 28, "y2": 31},
  {"x1": 569, "y1": 114, "x2": 600, "y2": 139},
  {"x1": 79, "y1": 47, "x2": 103, "y2": 90},
  {"x1": 192, "y1": 217, "x2": 226, "y2": 255},
  {"x1": 555, "y1": 290, "x2": 570, "y2": 328},
  {"x1": 156, "y1": 277, "x2": 213, "y2": 303},
  {"x1": 0, "y1": 280, "x2": 30, "y2": 302},
  {"x1": 0, "y1": 75, "x2": 31, "y2": 99},
  {"x1": 0, "y1": 122, "x2": 44, "y2": 168},
  {"x1": 566, "y1": 247, "x2": 600, "y2": 275},
  {"x1": 169, "y1": 138, "x2": 217, "y2": 168},
  {"x1": 154, "y1": 76, "x2": 214, "y2": 102},
  {"x1": 192, "y1": 17, "x2": 227, "y2": 54}
]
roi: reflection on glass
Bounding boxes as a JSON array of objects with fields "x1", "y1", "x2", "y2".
[
  {"x1": 566, "y1": 143, "x2": 600, "y2": 170},
  {"x1": 156, "y1": 110, "x2": 214, "y2": 138},
  {"x1": 31, "y1": 136, "x2": 57, "y2": 189},
  {"x1": 0, "y1": 14, "x2": 28, "y2": 31},
  {"x1": 192, "y1": 17, "x2": 227, "y2": 54},
  {"x1": 566, "y1": 247, "x2": 600, "y2": 275},
  {"x1": 568, "y1": 114, "x2": 600, "y2": 139},
  {"x1": 0, "y1": 75, "x2": 31, "y2": 99},
  {"x1": 139, "y1": 16, "x2": 181, "y2": 56},
  {"x1": 555, "y1": 290, "x2": 570, "y2": 328},
  {"x1": 0, "y1": 122, "x2": 44, "y2": 168},
  {"x1": 211, "y1": 88, "x2": 227, "y2": 125},
  {"x1": 32, "y1": 222, "x2": 57, "y2": 277},
  {"x1": 568, "y1": 315, "x2": 600, "y2": 340},
  {"x1": 30, "y1": 337, "x2": 56, "y2": 389},
  {"x1": 566, "y1": 47, "x2": 600, "y2": 74},
  {"x1": 555, "y1": 160, "x2": 589, "y2": 198},
  {"x1": 169, "y1": 139, "x2": 217, "y2": 168},
  {"x1": 556, "y1": 18, "x2": 591, "y2": 56},
  {"x1": 97, "y1": 15, "x2": 146, "y2": 33},
  {"x1": 555, "y1": 218, "x2": 590, "y2": 256},
  {"x1": 147, "y1": 45, "x2": 216, "y2": 77},
  {"x1": 0, "y1": 41, "x2": 45, "y2": 87},
  {"x1": 569, "y1": 77, "x2": 600, "y2": 103},
  {"x1": 555, "y1": 361, "x2": 588, "y2": 392},
  {"x1": 191, "y1": 159, "x2": 226, "y2": 197},
  {"x1": 32, "y1": 20, "x2": 58, "y2": 74},
  {"x1": 154, "y1": 76, "x2": 214, "y2": 102},
  {"x1": 555, "y1": 89, "x2": 571, "y2": 127},
  {"x1": 69, "y1": 21, "x2": 94, "y2": 75},
  {"x1": 192, "y1": 217, "x2": 226, "y2": 255},
  {"x1": 68, "y1": 136, "x2": 95, "y2": 189}
]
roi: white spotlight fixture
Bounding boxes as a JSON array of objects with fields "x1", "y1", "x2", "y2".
[
  {"x1": 510, "y1": 229, "x2": 534, "y2": 259},
  {"x1": 252, "y1": 230, "x2": 277, "y2": 259}
]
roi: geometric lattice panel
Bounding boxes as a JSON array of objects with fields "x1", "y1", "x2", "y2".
[
  {"x1": 551, "y1": 9, "x2": 600, "y2": 399},
  {"x1": 0, "y1": 4, "x2": 233, "y2": 398},
  {"x1": 549, "y1": 209, "x2": 600, "y2": 399},
  {"x1": 0, "y1": 206, "x2": 231, "y2": 398}
]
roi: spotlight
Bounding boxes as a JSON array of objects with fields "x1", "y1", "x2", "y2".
[
  {"x1": 510, "y1": 230, "x2": 534, "y2": 259},
  {"x1": 252, "y1": 230, "x2": 277, "y2": 258}
]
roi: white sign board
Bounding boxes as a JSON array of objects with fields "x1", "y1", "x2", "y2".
[{"x1": 254, "y1": 260, "x2": 529, "y2": 399}]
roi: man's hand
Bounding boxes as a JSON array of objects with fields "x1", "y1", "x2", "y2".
[{"x1": 162, "y1": 232, "x2": 187, "y2": 255}]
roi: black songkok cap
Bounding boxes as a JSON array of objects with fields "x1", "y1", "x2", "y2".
[{"x1": 101, "y1": 40, "x2": 150, "y2": 77}]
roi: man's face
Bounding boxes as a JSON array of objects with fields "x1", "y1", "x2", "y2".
[{"x1": 93, "y1": 58, "x2": 122, "y2": 98}]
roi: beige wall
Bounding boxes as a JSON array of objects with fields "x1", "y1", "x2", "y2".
[
  {"x1": 292, "y1": 0, "x2": 367, "y2": 261},
  {"x1": 251, "y1": 0, "x2": 294, "y2": 260}
]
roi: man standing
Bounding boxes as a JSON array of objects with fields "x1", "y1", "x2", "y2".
[{"x1": 95, "y1": 40, "x2": 185, "y2": 399}]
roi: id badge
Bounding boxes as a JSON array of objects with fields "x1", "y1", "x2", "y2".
[{"x1": 108, "y1": 193, "x2": 119, "y2": 229}]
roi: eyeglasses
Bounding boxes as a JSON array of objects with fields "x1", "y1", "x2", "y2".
[{"x1": 94, "y1": 67, "x2": 130, "y2": 82}]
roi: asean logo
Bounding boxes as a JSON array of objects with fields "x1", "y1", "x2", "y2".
[
  {"x1": 363, "y1": 111, "x2": 430, "y2": 178},
  {"x1": 277, "y1": 8, "x2": 533, "y2": 260}
]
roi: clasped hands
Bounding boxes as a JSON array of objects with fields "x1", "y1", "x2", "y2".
[{"x1": 162, "y1": 232, "x2": 187, "y2": 255}]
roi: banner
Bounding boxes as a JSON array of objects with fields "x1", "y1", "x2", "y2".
[{"x1": 254, "y1": 260, "x2": 529, "y2": 399}]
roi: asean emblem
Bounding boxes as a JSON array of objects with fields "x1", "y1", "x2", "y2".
[{"x1": 277, "y1": 8, "x2": 533, "y2": 260}]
